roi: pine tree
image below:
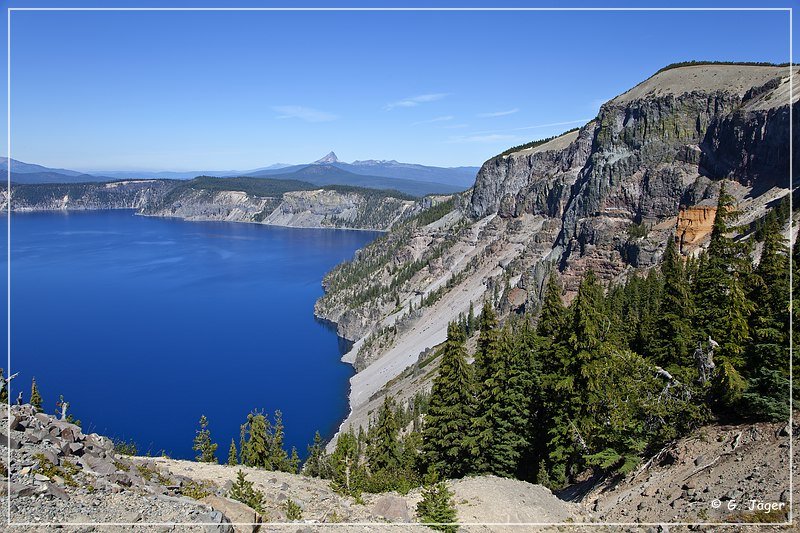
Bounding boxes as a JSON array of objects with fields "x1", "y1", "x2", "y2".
[
  {"x1": 228, "y1": 470, "x2": 265, "y2": 514},
  {"x1": 30, "y1": 377, "x2": 42, "y2": 411},
  {"x1": 243, "y1": 412, "x2": 271, "y2": 468},
  {"x1": 269, "y1": 410, "x2": 290, "y2": 471},
  {"x1": 368, "y1": 396, "x2": 401, "y2": 472},
  {"x1": 330, "y1": 429, "x2": 365, "y2": 497},
  {"x1": 416, "y1": 469, "x2": 457, "y2": 533},
  {"x1": 422, "y1": 322, "x2": 475, "y2": 478},
  {"x1": 192, "y1": 415, "x2": 218, "y2": 463},
  {"x1": 742, "y1": 214, "x2": 790, "y2": 419},
  {"x1": 288, "y1": 447, "x2": 300, "y2": 474},
  {"x1": 694, "y1": 183, "x2": 753, "y2": 370},
  {"x1": 474, "y1": 303, "x2": 500, "y2": 385},
  {"x1": 227, "y1": 439, "x2": 238, "y2": 466},
  {"x1": 305, "y1": 431, "x2": 325, "y2": 477},
  {"x1": 537, "y1": 272, "x2": 566, "y2": 338},
  {"x1": 649, "y1": 236, "x2": 693, "y2": 368}
]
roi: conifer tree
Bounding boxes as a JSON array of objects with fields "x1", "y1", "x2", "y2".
[
  {"x1": 269, "y1": 410, "x2": 290, "y2": 471},
  {"x1": 229, "y1": 470, "x2": 265, "y2": 513},
  {"x1": 742, "y1": 214, "x2": 790, "y2": 419},
  {"x1": 243, "y1": 412, "x2": 271, "y2": 468},
  {"x1": 305, "y1": 431, "x2": 326, "y2": 477},
  {"x1": 649, "y1": 236, "x2": 693, "y2": 368},
  {"x1": 330, "y1": 429, "x2": 365, "y2": 496},
  {"x1": 30, "y1": 377, "x2": 42, "y2": 411},
  {"x1": 192, "y1": 415, "x2": 218, "y2": 463},
  {"x1": 288, "y1": 447, "x2": 300, "y2": 474},
  {"x1": 227, "y1": 439, "x2": 238, "y2": 466},
  {"x1": 694, "y1": 183, "x2": 753, "y2": 370},
  {"x1": 368, "y1": 396, "x2": 402, "y2": 472},
  {"x1": 416, "y1": 469, "x2": 457, "y2": 533},
  {"x1": 474, "y1": 304, "x2": 500, "y2": 385},
  {"x1": 536, "y1": 272, "x2": 566, "y2": 339},
  {"x1": 422, "y1": 322, "x2": 475, "y2": 478}
]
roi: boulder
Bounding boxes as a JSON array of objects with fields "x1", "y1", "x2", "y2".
[
  {"x1": 371, "y1": 494, "x2": 411, "y2": 522},
  {"x1": 45, "y1": 482, "x2": 69, "y2": 501},
  {"x1": 109, "y1": 472, "x2": 133, "y2": 487},
  {"x1": 200, "y1": 495, "x2": 262, "y2": 533},
  {"x1": 79, "y1": 455, "x2": 117, "y2": 476},
  {"x1": 0, "y1": 431, "x2": 20, "y2": 449},
  {"x1": 5, "y1": 482, "x2": 37, "y2": 497}
]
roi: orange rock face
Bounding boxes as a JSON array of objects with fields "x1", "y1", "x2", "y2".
[{"x1": 676, "y1": 206, "x2": 717, "y2": 253}]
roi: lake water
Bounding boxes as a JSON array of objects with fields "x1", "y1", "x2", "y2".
[{"x1": 0, "y1": 210, "x2": 378, "y2": 459}]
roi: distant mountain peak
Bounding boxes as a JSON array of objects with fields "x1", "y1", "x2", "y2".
[{"x1": 314, "y1": 151, "x2": 339, "y2": 164}]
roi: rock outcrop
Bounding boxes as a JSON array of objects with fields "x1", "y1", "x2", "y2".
[
  {"x1": 318, "y1": 63, "x2": 797, "y2": 445},
  {"x1": 2, "y1": 180, "x2": 421, "y2": 232}
]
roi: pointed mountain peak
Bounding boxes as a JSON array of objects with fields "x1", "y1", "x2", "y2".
[{"x1": 313, "y1": 151, "x2": 339, "y2": 164}]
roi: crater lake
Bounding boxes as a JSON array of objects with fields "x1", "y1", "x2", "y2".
[{"x1": 1, "y1": 210, "x2": 379, "y2": 459}]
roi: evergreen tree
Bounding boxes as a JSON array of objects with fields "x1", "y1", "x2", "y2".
[
  {"x1": 368, "y1": 396, "x2": 402, "y2": 472},
  {"x1": 416, "y1": 469, "x2": 457, "y2": 533},
  {"x1": 243, "y1": 412, "x2": 271, "y2": 468},
  {"x1": 474, "y1": 303, "x2": 500, "y2": 385},
  {"x1": 536, "y1": 272, "x2": 566, "y2": 339},
  {"x1": 694, "y1": 183, "x2": 753, "y2": 370},
  {"x1": 192, "y1": 415, "x2": 218, "y2": 464},
  {"x1": 330, "y1": 429, "x2": 365, "y2": 497},
  {"x1": 228, "y1": 470, "x2": 265, "y2": 514},
  {"x1": 649, "y1": 236, "x2": 693, "y2": 369},
  {"x1": 30, "y1": 377, "x2": 42, "y2": 411},
  {"x1": 227, "y1": 439, "x2": 238, "y2": 466},
  {"x1": 269, "y1": 410, "x2": 290, "y2": 471},
  {"x1": 305, "y1": 431, "x2": 326, "y2": 477},
  {"x1": 422, "y1": 322, "x2": 475, "y2": 478},
  {"x1": 288, "y1": 447, "x2": 300, "y2": 474},
  {"x1": 742, "y1": 214, "x2": 790, "y2": 419}
]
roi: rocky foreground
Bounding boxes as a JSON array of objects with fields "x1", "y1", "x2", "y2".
[{"x1": 1, "y1": 403, "x2": 797, "y2": 531}]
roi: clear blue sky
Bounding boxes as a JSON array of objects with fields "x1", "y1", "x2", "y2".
[{"x1": 1, "y1": 0, "x2": 796, "y2": 170}]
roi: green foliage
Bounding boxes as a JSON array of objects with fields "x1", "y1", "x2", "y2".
[
  {"x1": 112, "y1": 438, "x2": 138, "y2": 456},
  {"x1": 227, "y1": 439, "x2": 238, "y2": 466},
  {"x1": 180, "y1": 479, "x2": 213, "y2": 500},
  {"x1": 30, "y1": 377, "x2": 42, "y2": 411},
  {"x1": 34, "y1": 453, "x2": 78, "y2": 487},
  {"x1": 329, "y1": 429, "x2": 366, "y2": 497},
  {"x1": 192, "y1": 415, "x2": 218, "y2": 464},
  {"x1": 626, "y1": 222, "x2": 649, "y2": 239},
  {"x1": 367, "y1": 396, "x2": 402, "y2": 471},
  {"x1": 422, "y1": 322, "x2": 475, "y2": 478},
  {"x1": 240, "y1": 410, "x2": 293, "y2": 472},
  {"x1": 304, "y1": 431, "x2": 327, "y2": 477},
  {"x1": 284, "y1": 498, "x2": 303, "y2": 521},
  {"x1": 416, "y1": 470, "x2": 457, "y2": 533},
  {"x1": 228, "y1": 470, "x2": 265, "y2": 514}
]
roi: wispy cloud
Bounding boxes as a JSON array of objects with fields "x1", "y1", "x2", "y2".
[
  {"x1": 477, "y1": 108, "x2": 520, "y2": 118},
  {"x1": 411, "y1": 115, "x2": 454, "y2": 126},
  {"x1": 447, "y1": 134, "x2": 519, "y2": 144},
  {"x1": 272, "y1": 105, "x2": 338, "y2": 123},
  {"x1": 385, "y1": 93, "x2": 449, "y2": 111},
  {"x1": 443, "y1": 123, "x2": 469, "y2": 129}
]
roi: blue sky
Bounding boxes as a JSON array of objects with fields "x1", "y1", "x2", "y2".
[{"x1": 0, "y1": 1, "x2": 796, "y2": 170}]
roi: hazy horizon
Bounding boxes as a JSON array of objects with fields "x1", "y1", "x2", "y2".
[{"x1": 2, "y1": 2, "x2": 794, "y2": 170}]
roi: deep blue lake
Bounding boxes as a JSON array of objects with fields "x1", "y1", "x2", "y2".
[{"x1": 0, "y1": 210, "x2": 378, "y2": 459}]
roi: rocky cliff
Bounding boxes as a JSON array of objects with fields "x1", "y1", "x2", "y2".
[
  {"x1": 318, "y1": 63, "x2": 797, "y2": 442},
  {"x1": 2, "y1": 179, "x2": 421, "y2": 232}
]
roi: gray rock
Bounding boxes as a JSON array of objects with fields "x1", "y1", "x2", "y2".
[
  {"x1": 45, "y1": 482, "x2": 69, "y2": 500},
  {"x1": 79, "y1": 455, "x2": 117, "y2": 476},
  {"x1": 0, "y1": 431, "x2": 21, "y2": 449},
  {"x1": 371, "y1": 494, "x2": 411, "y2": 522}
]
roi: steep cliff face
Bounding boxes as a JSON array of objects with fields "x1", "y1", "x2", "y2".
[
  {"x1": 470, "y1": 63, "x2": 796, "y2": 293},
  {"x1": 2, "y1": 180, "x2": 173, "y2": 211},
  {"x1": 320, "y1": 63, "x2": 797, "y2": 442},
  {"x1": 3, "y1": 180, "x2": 419, "y2": 232}
]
